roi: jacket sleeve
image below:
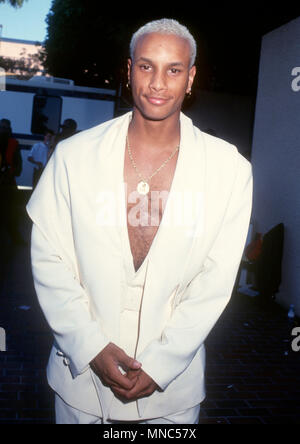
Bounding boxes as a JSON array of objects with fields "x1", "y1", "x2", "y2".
[
  {"x1": 137, "y1": 155, "x2": 253, "y2": 391},
  {"x1": 27, "y1": 146, "x2": 110, "y2": 378}
]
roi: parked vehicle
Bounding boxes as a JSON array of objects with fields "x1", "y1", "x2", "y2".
[{"x1": 0, "y1": 75, "x2": 117, "y2": 187}]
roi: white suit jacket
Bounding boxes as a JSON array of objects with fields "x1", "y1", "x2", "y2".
[{"x1": 26, "y1": 111, "x2": 252, "y2": 421}]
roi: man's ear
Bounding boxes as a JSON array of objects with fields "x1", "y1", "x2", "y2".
[
  {"x1": 127, "y1": 58, "x2": 132, "y2": 85},
  {"x1": 187, "y1": 65, "x2": 196, "y2": 93}
]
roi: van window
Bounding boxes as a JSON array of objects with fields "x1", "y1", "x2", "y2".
[{"x1": 31, "y1": 95, "x2": 62, "y2": 135}]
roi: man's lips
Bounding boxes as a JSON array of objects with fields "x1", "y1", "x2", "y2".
[{"x1": 145, "y1": 96, "x2": 170, "y2": 106}]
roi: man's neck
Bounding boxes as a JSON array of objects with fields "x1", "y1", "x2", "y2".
[{"x1": 128, "y1": 110, "x2": 181, "y2": 153}]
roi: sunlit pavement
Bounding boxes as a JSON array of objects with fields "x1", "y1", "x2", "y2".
[{"x1": 0, "y1": 193, "x2": 299, "y2": 424}]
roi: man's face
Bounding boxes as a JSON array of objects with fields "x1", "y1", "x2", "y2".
[
  {"x1": 0, "y1": 120, "x2": 10, "y2": 135},
  {"x1": 44, "y1": 133, "x2": 53, "y2": 144},
  {"x1": 128, "y1": 32, "x2": 196, "y2": 122}
]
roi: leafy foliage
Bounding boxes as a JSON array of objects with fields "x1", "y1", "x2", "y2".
[
  {"x1": 43, "y1": 2, "x2": 201, "y2": 89},
  {"x1": 42, "y1": 2, "x2": 300, "y2": 94},
  {"x1": 0, "y1": 0, "x2": 27, "y2": 7}
]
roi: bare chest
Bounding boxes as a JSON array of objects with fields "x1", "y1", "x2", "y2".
[{"x1": 124, "y1": 148, "x2": 178, "y2": 271}]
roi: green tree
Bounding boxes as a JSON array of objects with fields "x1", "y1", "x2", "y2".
[
  {"x1": 0, "y1": 0, "x2": 27, "y2": 7},
  {"x1": 43, "y1": 1, "x2": 200, "y2": 90},
  {"x1": 44, "y1": 2, "x2": 280, "y2": 95},
  {"x1": 44, "y1": 2, "x2": 139, "y2": 89}
]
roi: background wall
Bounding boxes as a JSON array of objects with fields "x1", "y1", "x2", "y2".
[{"x1": 251, "y1": 17, "x2": 300, "y2": 315}]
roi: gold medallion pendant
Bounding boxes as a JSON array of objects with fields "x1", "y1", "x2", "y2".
[
  {"x1": 127, "y1": 134, "x2": 179, "y2": 197},
  {"x1": 137, "y1": 181, "x2": 150, "y2": 195}
]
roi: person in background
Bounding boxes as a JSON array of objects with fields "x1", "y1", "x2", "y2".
[
  {"x1": 0, "y1": 118, "x2": 24, "y2": 245},
  {"x1": 50, "y1": 119, "x2": 78, "y2": 157},
  {"x1": 53, "y1": 118, "x2": 77, "y2": 148},
  {"x1": 28, "y1": 129, "x2": 54, "y2": 188},
  {"x1": 0, "y1": 118, "x2": 22, "y2": 184},
  {"x1": 60, "y1": 118, "x2": 77, "y2": 140}
]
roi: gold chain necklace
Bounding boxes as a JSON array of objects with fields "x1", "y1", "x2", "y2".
[{"x1": 126, "y1": 134, "x2": 179, "y2": 195}]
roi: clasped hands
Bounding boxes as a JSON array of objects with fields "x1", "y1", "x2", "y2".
[{"x1": 90, "y1": 343, "x2": 159, "y2": 402}]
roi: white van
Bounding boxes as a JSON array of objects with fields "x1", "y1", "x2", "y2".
[{"x1": 0, "y1": 75, "x2": 117, "y2": 188}]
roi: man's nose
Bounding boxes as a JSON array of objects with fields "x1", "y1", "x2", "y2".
[{"x1": 149, "y1": 69, "x2": 167, "y2": 92}]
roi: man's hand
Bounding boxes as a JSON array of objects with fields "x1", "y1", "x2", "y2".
[
  {"x1": 111, "y1": 368, "x2": 159, "y2": 402},
  {"x1": 28, "y1": 157, "x2": 43, "y2": 168},
  {"x1": 90, "y1": 343, "x2": 142, "y2": 391}
]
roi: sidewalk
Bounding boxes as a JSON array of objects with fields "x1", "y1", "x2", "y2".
[
  {"x1": 201, "y1": 291, "x2": 300, "y2": 424},
  {"x1": 0, "y1": 198, "x2": 54, "y2": 424},
  {"x1": 0, "y1": 198, "x2": 299, "y2": 424}
]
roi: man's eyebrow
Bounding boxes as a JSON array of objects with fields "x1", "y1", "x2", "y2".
[
  {"x1": 135, "y1": 57, "x2": 185, "y2": 67},
  {"x1": 168, "y1": 62, "x2": 185, "y2": 67},
  {"x1": 135, "y1": 57, "x2": 153, "y2": 64}
]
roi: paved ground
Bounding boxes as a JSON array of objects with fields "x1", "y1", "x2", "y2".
[
  {"x1": 202, "y1": 293, "x2": 300, "y2": 424},
  {"x1": 0, "y1": 192, "x2": 299, "y2": 424}
]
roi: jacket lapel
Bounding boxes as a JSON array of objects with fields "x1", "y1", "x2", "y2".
[
  {"x1": 89, "y1": 113, "x2": 131, "y2": 345},
  {"x1": 136, "y1": 113, "x2": 207, "y2": 352},
  {"x1": 95, "y1": 111, "x2": 207, "y2": 350}
]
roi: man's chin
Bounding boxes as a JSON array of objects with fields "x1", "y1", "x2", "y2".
[{"x1": 135, "y1": 106, "x2": 180, "y2": 123}]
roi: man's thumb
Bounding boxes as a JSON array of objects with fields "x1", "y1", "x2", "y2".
[
  {"x1": 131, "y1": 358, "x2": 142, "y2": 370},
  {"x1": 121, "y1": 354, "x2": 142, "y2": 371}
]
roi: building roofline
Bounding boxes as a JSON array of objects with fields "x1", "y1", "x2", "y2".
[{"x1": 0, "y1": 37, "x2": 43, "y2": 46}]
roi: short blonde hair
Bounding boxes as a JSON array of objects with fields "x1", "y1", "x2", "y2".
[{"x1": 130, "y1": 18, "x2": 197, "y2": 67}]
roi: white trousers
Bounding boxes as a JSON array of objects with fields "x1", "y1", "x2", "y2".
[{"x1": 55, "y1": 394, "x2": 200, "y2": 424}]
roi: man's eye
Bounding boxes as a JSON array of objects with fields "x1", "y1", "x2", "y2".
[
  {"x1": 140, "y1": 64, "x2": 151, "y2": 71},
  {"x1": 170, "y1": 68, "x2": 181, "y2": 74}
]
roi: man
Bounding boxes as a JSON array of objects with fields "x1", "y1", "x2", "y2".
[
  {"x1": 52, "y1": 118, "x2": 77, "y2": 152},
  {"x1": 59, "y1": 118, "x2": 77, "y2": 139},
  {"x1": 0, "y1": 118, "x2": 22, "y2": 186},
  {"x1": 0, "y1": 118, "x2": 24, "y2": 245},
  {"x1": 28, "y1": 129, "x2": 54, "y2": 188},
  {"x1": 26, "y1": 19, "x2": 252, "y2": 424}
]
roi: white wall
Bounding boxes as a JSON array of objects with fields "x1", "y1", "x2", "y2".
[
  {"x1": 0, "y1": 39, "x2": 42, "y2": 60},
  {"x1": 251, "y1": 17, "x2": 300, "y2": 315},
  {"x1": 0, "y1": 38, "x2": 44, "y2": 75}
]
